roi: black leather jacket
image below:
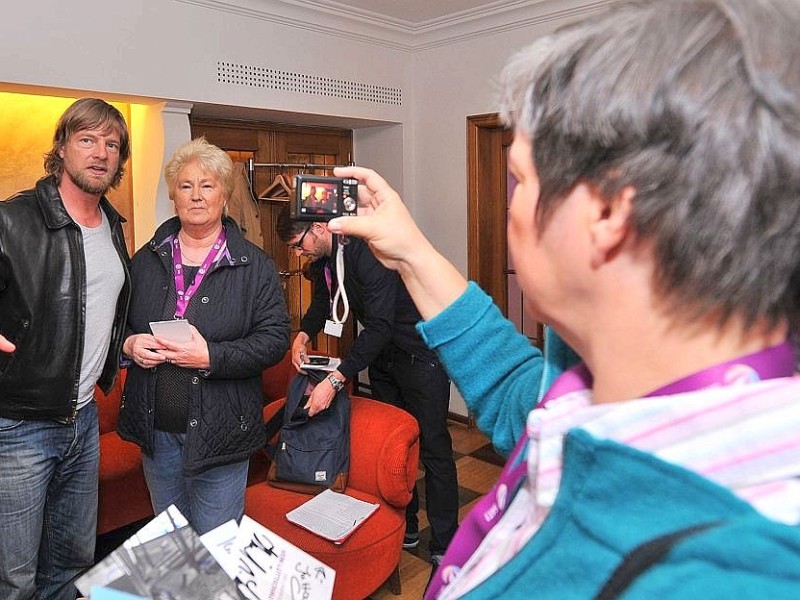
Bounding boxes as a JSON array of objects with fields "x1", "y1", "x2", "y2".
[{"x1": 0, "y1": 176, "x2": 131, "y2": 421}]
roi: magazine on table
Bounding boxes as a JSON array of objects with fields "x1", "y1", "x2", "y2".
[
  {"x1": 77, "y1": 505, "x2": 239, "y2": 599},
  {"x1": 78, "y1": 507, "x2": 335, "y2": 600},
  {"x1": 286, "y1": 489, "x2": 379, "y2": 545}
]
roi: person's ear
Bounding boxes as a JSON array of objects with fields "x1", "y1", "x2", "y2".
[{"x1": 588, "y1": 185, "x2": 635, "y2": 268}]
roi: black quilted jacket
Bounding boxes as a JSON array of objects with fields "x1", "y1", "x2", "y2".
[{"x1": 117, "y1": 216, "x2": 289, "y2": 475}]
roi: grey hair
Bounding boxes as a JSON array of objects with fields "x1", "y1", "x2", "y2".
[
  {"x1": 164, "y1": 137, "x2": 234, "y2": 201},
  {"x1": 499, "y1": 0, "x2": 800, "y2": 330}
]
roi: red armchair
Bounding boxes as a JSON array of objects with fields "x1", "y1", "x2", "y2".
[
  {"x1": 245, "y1": 395, "x2": 420, "y2": 600},
  {"x1": 95, "y1": 352, "x2": 420, "y2": 600},
  {"x1": 96, "y1": 369, "x2": 153, "y2": 535}
]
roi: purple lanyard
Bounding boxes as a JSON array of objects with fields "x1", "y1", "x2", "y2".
[
  {"x1": 425, "y1": 341, "x2": 795, "y2": 600},
  {"x1": 171, "y1": 230, "x2": 227, "y2": 319}
]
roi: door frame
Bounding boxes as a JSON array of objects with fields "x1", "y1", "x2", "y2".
[
  {"x1": 467, "y1": 113, "x2": 511, "y2": 312},
  {"x1": 467, "y1": 113, "x2": 543, "y2": 348}
]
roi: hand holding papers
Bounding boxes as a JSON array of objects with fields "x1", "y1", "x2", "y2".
[
  {"x1": 286, "y1": 489, "x2": 379, "y2": 544},
  {"x1": 149, "y1": 319, "x2": 192, "y2": 343}
]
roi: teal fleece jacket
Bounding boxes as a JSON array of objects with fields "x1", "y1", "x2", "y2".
[
  {"x1": 464, "y1": 429, "x2": 800, "y2": 598},
  {"x1": 417, "y1": 282, "x2": 579, "y2": 457},
  {"x1": 416, "y1": 283, "x2": 800, "y2": 598}
]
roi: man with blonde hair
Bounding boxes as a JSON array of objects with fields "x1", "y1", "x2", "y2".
[{"x1": 0, "y1": 98, "x2": 132, "y2": 599}]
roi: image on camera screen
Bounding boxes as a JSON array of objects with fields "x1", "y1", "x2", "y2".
[{"x1": 299, "y1": 180, "x2": 339, "y2": 217}]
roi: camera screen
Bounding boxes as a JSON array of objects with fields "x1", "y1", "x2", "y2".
[
  {"x1": 298, "y1": 179, "x2": 341, "y2": 217},
  {"x1": 292, "y1": 175, "x2": 358, "y2": 221}
]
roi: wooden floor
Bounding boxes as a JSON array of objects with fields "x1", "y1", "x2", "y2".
[{"x1": 368, "y1": 421, "x2": 505, "y2": 600}]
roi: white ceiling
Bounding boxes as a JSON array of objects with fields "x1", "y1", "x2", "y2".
[
  {"x1": 202, "y1": 1, "x2": 610, "y2": 51},
  {"x1": 189, "y1": 0, "x2": 609, "y2": 123}
]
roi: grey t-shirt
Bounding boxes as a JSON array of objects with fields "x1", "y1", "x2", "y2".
[{"x1": 77, "y1": 210, "x2": 124, "y2": 408}]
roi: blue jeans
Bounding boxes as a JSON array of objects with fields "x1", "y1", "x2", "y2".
[
  {"x1": 141, "y1": 430, "x2": 249, "y2": 535},
  {"x1": 0, "y1": 402, "x2": 99, "y2": 600},
  {"x1": 369, "y1": 344, "x2": 459, "y2": 556}
]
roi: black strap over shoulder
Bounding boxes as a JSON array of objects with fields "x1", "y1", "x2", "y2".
[
  {"x1": 263, "y1": 408, "x2": 284, "y2": 450},
  {"x1": 594, "y1": 521, "x2": 723, "y2": 600}
]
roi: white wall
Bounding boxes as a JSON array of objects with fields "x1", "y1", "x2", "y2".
[
  {"x1": 0, "y1": 1, "x2": 411, "y2": 125},
  {"x1": 408, "y1": 6, "x2": 605, "y2": 414}
]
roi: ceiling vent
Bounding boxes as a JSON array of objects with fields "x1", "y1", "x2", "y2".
[{"x1": 217, "y1": 62, "x2": 402, "y2": 106}]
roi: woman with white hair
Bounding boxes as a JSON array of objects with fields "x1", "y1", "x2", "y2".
[{"x1": 119, "y1": 138, "x2": 289, "y2": 534}]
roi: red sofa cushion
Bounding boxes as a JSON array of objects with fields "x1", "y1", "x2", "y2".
[
  {"x1": 245, "y1": 484, "x2": 405, "y2": 600},
  {"x1": 97, "y1": 431, "x2": 153, "y2": 535},
  {"x1": 245, "y1": 395, "x2": 419, "y2": 600}
]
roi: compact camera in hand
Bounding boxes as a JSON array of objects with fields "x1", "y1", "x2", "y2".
[{"x1": 291, "y1": 175, "x2": 358, "y2": 222}]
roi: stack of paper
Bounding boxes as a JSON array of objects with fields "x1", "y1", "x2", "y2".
[{"x1": 286, "y1": 489, "x2": 379, "y2": 545}]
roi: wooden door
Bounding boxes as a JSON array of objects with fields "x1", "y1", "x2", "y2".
[{"x1": 467, "y1": 114, "x2": 543, "y2": 349}]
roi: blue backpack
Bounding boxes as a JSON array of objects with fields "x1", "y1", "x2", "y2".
[{"x1": 266, "y1": 369, "x2": 350, "y2": 494}]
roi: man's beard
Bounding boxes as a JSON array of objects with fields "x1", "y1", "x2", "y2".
[{"x1": 67, "y1": 166, "x2": 115, "y2": 195}]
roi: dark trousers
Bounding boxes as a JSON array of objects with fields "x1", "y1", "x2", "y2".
[{"x1": 369, "y1": 344, "x2": 459, "y2": 555}]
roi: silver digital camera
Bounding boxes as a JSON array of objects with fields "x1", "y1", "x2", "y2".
[{"x1": 291, "y1": 175, "x2": 358, "y2": 221}]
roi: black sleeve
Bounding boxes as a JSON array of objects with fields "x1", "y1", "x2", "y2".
[
  {"x1": 336, "y1": 240, "x2": 396, "y2": 379},
  {"x1": 299, "y1": 258, "x2": 330, "y2": 339},
  {"x1": 206, "y1": 254, "x2": 291, "y2": 379}
]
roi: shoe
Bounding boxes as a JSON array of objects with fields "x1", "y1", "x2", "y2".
[{"x1": 403, "y1": 530, "x2": 419, "y2": 549}]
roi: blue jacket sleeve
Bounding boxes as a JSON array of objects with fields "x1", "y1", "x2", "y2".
[{"x1": 417, "y1": 282, "x2": 579, "y2": 457}]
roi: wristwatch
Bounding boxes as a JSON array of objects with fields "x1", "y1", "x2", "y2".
[{"x1": 327, "y1": 373, "x2": 345, "y2": 392}]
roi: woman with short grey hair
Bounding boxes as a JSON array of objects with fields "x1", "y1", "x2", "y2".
[{"x1": 330, "y1": 0, "x2": 800, "y2": 597}]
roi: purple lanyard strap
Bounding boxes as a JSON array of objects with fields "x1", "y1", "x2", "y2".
[{"x1": 171, "y1": 229, "x2": 227, "y2": 319}]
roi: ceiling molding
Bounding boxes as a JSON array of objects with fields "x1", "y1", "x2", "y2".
[
  {"x1": 273, "y1": 0, "x2": 538, "y2": 31},
  {"x1": 176, "y1": 0, "x2": 613, "y2": 51}
]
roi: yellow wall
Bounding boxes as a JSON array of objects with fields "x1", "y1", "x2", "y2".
[
  {"x1": 130, "y1": 103, "x2": 165, "y2": 250},
  {"x1": 0, "y1": 91, "x2": 158, "y2": 253},
  {"x1": 0, "y1": 93, "x2": 80, "y2": 199}
]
